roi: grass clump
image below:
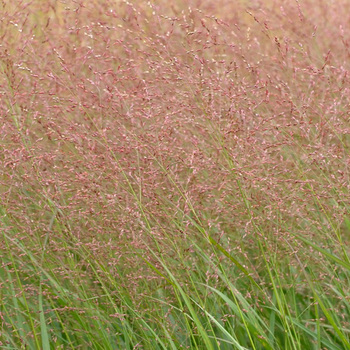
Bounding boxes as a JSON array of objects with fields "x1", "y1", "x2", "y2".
[{"x1": 1, "y1": 0, "x2": 350, "y2": 348}]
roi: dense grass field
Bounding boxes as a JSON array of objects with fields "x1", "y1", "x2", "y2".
[{"x1": 1, "y1": 0, "x2": 350, "y2": 348}]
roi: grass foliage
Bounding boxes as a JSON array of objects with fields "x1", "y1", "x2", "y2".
[{"x1": 1, "y1": 0, "x2": 350, "y2": 348}]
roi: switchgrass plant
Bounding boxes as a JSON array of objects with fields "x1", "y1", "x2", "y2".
[{"x1": 1, "y1": 0, "x2": 350, "y2": 348}]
